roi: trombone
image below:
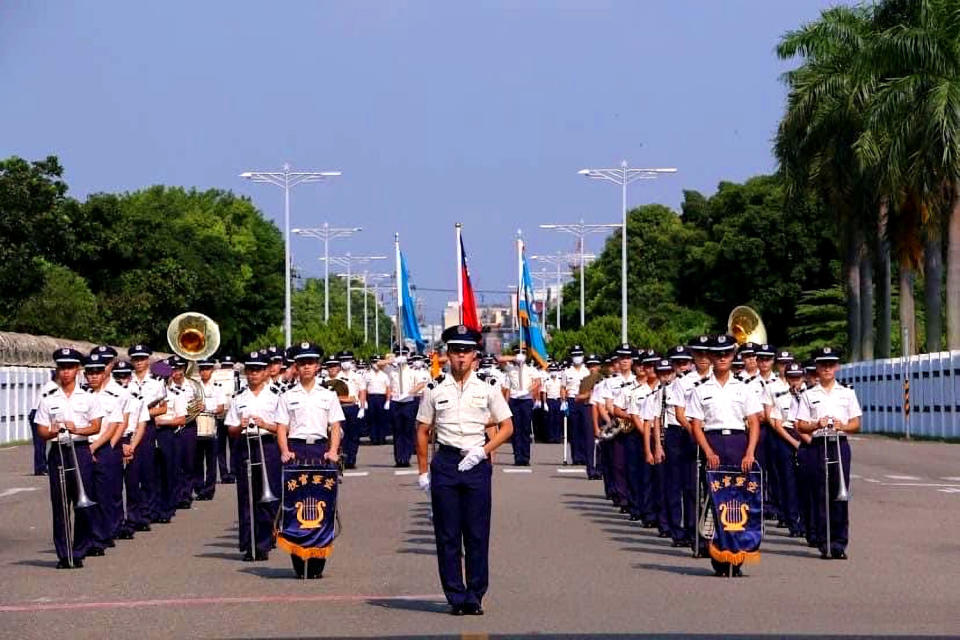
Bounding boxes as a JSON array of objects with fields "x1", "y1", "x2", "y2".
[
  {"x1": 244, "y1": 420, "x2": 278, "y2": 558},
  {"x1": 822, "y1": 420, "x2": 849, "y2": 556},
  {"x1": 54, "y1": 417, "x2": 96, "y2": 568}
]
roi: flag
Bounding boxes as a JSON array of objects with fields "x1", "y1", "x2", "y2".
[
  {"x1": 705, "y1": 469, "x2": 764, "y2": 565},
  {"x1": 399, "y1": 250, "x2": 426, "y2": 352},
  {"x1": 459, "y1": 235, "x2": 481, "y2": 332},
  {"x1": 276, "y1": 465, "x2": 339, "y2": 560},
  {"x1": 519, "y1": 250, "x2": 549, "y2": 368}
]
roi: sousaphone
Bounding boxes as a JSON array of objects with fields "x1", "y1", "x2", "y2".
[
  {"x1": 727, "y1": 306, "x2": 767, "y2": 345},
  {"x1": 167, "y1": 312, "x2": 221, "y2": 420}
]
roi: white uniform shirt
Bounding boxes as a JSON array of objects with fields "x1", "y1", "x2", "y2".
[
  {"x1": 504, "y1": 364, "x2": 542, "y2": 399},
  {"x1": 335, "y1": 372, "x2": 361, "y2": 403},
  {"x1": 416, "y1": 372, "x2": 512, "y2": 450},
  {"x1": 200, "y1": 380, "x2": 226, "y2": 414},
  {"x1": 158, "y1": 383, "x2": 190, "y2": 424},
  {"x1": 686, "y1": 375, "x2": 763, "y2": 432},
  {"x1": 91, "y1": 385, "x2": 128, "y2": 444},
  {"x1": 769, "y1": 383, "x2": 802, "y2": 428},
  {"x1": 121, "y1": 386, "x2": 150, "y2": 437},
  {"x1": 642, "y1": 382, "x2": 680, "y2": 425},
  {"x1": 225, "y1": 385, "x2": 282, "y2": 436},
  {"x1": 130, "y1": 372, "x2": 167, "y2": 411},
  {"x1": 629, "y1": 379, "x2": 655, "y2": 417},
  {"x1": 563, "y1": 365, "x2": 591, "y2": 398},
  {"x1": 542, "y1": 373, "x2": 564, "y2": 399},
  {"x1": 603, "y1": 372, "x2": 635, "y2": 411},
  {"x1": 389, "y1": 365, "x2": 422, "y2": 402},
  {"x1": 34, "y1": 384, "x2": 106, "y2": 442},
  {"x1": 276, "y1": 382, "x2": 345, "y2": 440},
  {"x1": 365, "y1": 369, "x2": 390, "y2": 395},
  {"x1": 589, "y1": 376, "x2": 611, "y2": 406},
  {"x1": 796, "y1": 383, "x2": 862, "y2": 437}
]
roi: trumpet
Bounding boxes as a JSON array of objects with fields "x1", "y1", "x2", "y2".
[
  {"x1": 55, "y1": 421, "x2": 96, "y2": 568},
  {"x1": 243, "y1": 420, "x2": 278, "y2": 558}
]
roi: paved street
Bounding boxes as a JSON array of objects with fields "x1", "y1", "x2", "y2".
[{"x1": 1, "y1": 435, "x2": 958, "y2": 638}]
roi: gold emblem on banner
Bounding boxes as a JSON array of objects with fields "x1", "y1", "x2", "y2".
[
  {"x1": 295, "y1": 497, "x2": 327, "y2": 529},
  {"x1": 718, "y1": 500, "x2": 749, "y2": 532}
]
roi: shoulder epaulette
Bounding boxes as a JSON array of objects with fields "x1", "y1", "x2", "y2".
[
  {"x1": 270, "y1": 385, "x2": 280, "y2": 395},
  {"x1": 105, "y1": 389, "x2": 118, "y2": 397},
  {"x1": 774, "y1": 389, "x2": 790, "y2": 398}
]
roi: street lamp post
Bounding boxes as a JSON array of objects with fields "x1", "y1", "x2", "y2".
[
  {"x1": 319, "y1": 254, "x2": 386, "y2": 330},
  {"x1": 578, "y1": 161, "x2": 676, "y2": 343},
  {"x1": 540, "y1": 219, "x2": 620, "y2": 328},
  {"x1": 240, "y1": 163, "x2": 341, "y2": 346},
  {"x1": 292, "y1": 223, "x2": 361, "y2": 323},
  {"x1": 365, "y1": 273, "x2": 392, "y2": 350},
  {"x1": 531, "y1": 253, "x2": 591, "y2": 331}
]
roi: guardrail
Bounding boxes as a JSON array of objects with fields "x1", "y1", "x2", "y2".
[
  {"x1": 838, "y1": 351, "x2": 960, "y2": 439},
  {"x1": 0, "y1": 366, "x2": 53, "y2": 445}
]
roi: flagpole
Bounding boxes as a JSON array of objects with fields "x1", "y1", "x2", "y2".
[
  {"x1": 456, "y1": 223, "x2": 464, "y2": 325},
  {"x1": 516, "y1": 229, "x2": 525, "y2": 390},
  {"x1": 395, "y1": 232, "x2": 404, "y2": 396}
]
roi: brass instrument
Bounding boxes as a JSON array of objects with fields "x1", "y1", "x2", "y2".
[
  {"x1": 244, "y1": 420, "x2": 279, "y2": 557},
  {"x1": 823, "y1": 422, "x2": 850, "y2": 556},
  {"x1": 324, "y1": 377, "x2": 350, "y2": 399},
  {"x1": 727, "y1": 306, "x2": 767, "y2": 345},
  {"x1": 167, "y1": 312, "x2": 221, "y2": 421},
  {"x1": 54, "y1": 417, "x2": 96, "y2": 568}
]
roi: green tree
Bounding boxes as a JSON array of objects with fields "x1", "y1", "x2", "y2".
[{"x1": 13, "y1": 261, "x2": 102, "y2": 341}]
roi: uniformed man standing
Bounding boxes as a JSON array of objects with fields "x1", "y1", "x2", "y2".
[
  {"x1": 194, "y1": 358, "x2": 225, "y2": 501},
  {"x1": 217, "y1": 355, "x2": 238, "y2": 484},
  {"x1": 542, "y1": 363, "x2": 564, "y2": 443},
  {"x1": 562, "y1": 345, "x2": 590, "y2": 465},
  {"x1": 34, "y1": 349, "x2": 106, "y2": 568},
  {"x1": 503, "y1": 349, "x2": 541, "y2": 466},
  {"x1": 155, "y1": 357, "x2": 189, "y2": 522},
  {"x1": 363, "y1": 357, "x2": 391, "y2": 445},
  {"x1": 768, "y1": 359, "x2": 806, "y2": 538},
  {"x1": 388, "y1": 348, "x2": 426, "y2": 467},
  {"x1": 334, "y1": 351, "x2": 364, "y2": 470},
  {"x1": 128, "y1": 344, "x2": 167, "y2": 524},
  {"x1": 113, "y1": 360, "x2": 150, "y2": 540},
  {"x1": 416, "y1": 325, "x2": 514, "y2": 615}
]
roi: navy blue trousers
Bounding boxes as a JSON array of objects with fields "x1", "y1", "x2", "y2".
[
  {"x1": 30, "y1": 410, "x2": 47, "y2": 474},
  {"x1": 508, "y1": 398, "x2": 533, "y2": 465},
  {"x1": 757, "y1": 426, "x2": 780, "y2": 520},
  {"x1": 216, "y1": 418, "x2": 234, "y2": 481},
  {"x1": 47, "y1": 441, "x2": 95, "y2": 562},
  {"x1": 568, "y1": 401, "x2": 587, "y2": 465},
  {"x1": 194, "y1": 435, "x2": 218, "y2": 499},
  {"x1": 797, "y1": 441, "x2": 819, "y2": 545},
  {"x1": 140, "y1": 421, "x2": 160, "y2": 520},
  {"x1": 391, "y1": 400, "x2": 419, "y2": 465},
  {"x1": 91, "y1": 442, "x2": 123, "y2": 547},
  {"x1": 341, "y1": 405, "x2": 361, "y2": 467},
  {"x1": 235, "y1": 435, "x2": 281, "y2": 555},
  {"x1": 814, "y1": 436, "x2": 851, "y2": 554},
  {"x1": 119, "y1": 435, "x2": 148, "y2": 533},
  {"x1": 660, "y1": 427, "x2": 696, "y2": 543},
  {"x1": 154, "y1": 427, "x2": 178, "y2": 520},
  {"x1": 175, "y1": 424, "x2": 197, "y2": 506},
  {"x1": 772, "y1": 429, "x2": 803, "y2": 535},
  {"x1": 609, "y1": 436, "x2": 629, "y2": 507},
  {"x1": 623, "y1": 431, "x2": 644, "y2": 518},
  {"x1": 545, "y1": 399, "x2": 562, "y2": 443},
  {"x1": 430, "y1": 447, "x2": 492, "y2": 608},
  {"x1": 366, "y1": 394, "x2": 388, "y2": 444}
]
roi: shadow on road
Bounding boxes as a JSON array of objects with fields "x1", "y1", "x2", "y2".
[{"x1": 365, "y1": 597, "x2": 448, "y2": 613}]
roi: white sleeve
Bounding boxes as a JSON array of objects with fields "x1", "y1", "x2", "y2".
[
  {"x1": 686, "y1": 388, "x2": 705, "y2": 422},
  {"x1": 327, "y1": 396, "x2": 345, "y2": 424},
  {"x1": 225, "y1": 399, "x2": 240, "y2": 427},
  {"x1": 796, "y1": 393, "x2": 814, "y2": 423},
  {"x1": 274, "y1": 394, "x2": 290, "y2": 427},
  {"x1": 35, "y1": 397, "x2": 52, "y2": 427}
]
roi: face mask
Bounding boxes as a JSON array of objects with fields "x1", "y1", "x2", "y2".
[
  {"x1": 395, "y1": 356, "x2": 407, "y2": 365},
  {"x1": 342, "y1": 361, "x2": 354, "y2": 371},
  {"x1": 515, "y1": 354, "x2": 526, "y2": 364},
  {"x1": 572, "y1": 356, "x2": 584, "y2": 366}
]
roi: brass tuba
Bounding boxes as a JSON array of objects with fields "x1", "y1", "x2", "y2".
[
  {"x1": 167, "y1": 312, "x2": 221, "y2": 420},
  {"x1": 727, "y1": 306, "x2": 767, "y2": 345}
]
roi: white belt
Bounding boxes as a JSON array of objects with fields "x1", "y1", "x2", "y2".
[
  {"x1": 812, "y1": 429, "x2": 846, "y2": 439},
  {"x1": 704, "y1": 427, "x2": 744, "y2": 434}
]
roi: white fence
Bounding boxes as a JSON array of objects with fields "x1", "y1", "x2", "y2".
[
  {"x1": 0, "y1": 367, "x2": 53, "y2": 445},
  {"x1": 838, "y1": 351, "x2": 960, "y2": 439}
]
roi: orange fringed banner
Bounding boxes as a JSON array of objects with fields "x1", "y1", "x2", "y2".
[
  {"x1": 276, "y1": 465, "x2": 338, "y2": 561},
  {"x1": 705, "y1": 468, "x2": 764, "y2": 565}
]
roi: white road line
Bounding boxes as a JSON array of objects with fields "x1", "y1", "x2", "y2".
[
  {"x1": 393, "y1": 470, "x2": 417, "y2": 476},
  {"x1": 0, "y1": 487, "x2": 38, "y2": 499},
  {"x1": 941, "y1": 476, "x2": 960, "y2": 482},
  {"x1": 937, "y1": 488, "x2": 960, "y2": 494},
  {"x1": 884, "y1": 474, "x2": 921, "y2": 481},
  {"x1": 557, "y1": 468, "x2": 585, "y2": 474},
  {"x1": 850, "y1": 474, "x2": 862, "y2": 479},
  {"x1": 502, "y1": 468, "x2": 532, "y2": 474},
  {"x1": 881, "y1": 482, "x2": 960, "y2": 488},
  {"x1": 863, "y1": 478, "x2": 881, "y2": 483},
  {"x1": 343, "y1": 471, "x2": 369, "y2": 477}
]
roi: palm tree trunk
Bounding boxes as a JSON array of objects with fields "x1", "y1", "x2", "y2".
[
  {"x1": 947, "y1": 181, "x2": 960, "y2": 350},
  {"x1": 876, "y1": 199, "x2": 892, "y2": 358},
  {"x1": 845, "y1": 229, "x2": 863, "y2": 361},
  {"x1": 924, "y1": 220, "x2": 943, "y2": 353},
  {"x1": 900, "y1": 258, "x2": 917, "y2": 356},
  {"x1": 860, "y1": 246, "x2": 874, "y2": 359}
]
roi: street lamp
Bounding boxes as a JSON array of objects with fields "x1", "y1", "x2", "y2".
[
  {"x1": 292, "y1": 223, "x2": 361, "y2": 323},
  {"x1": 531, "y1": 252, "x2": 592, "y2": 331},
  {"x1": 319, "y1": 254, "x2": 386, "y2": 330},
  {"x1": 578, "y1": 161, "x2": 676, "y2": 342},
  {"x1": 540, "y1": 219, "x2": 619, "y2": 327},
  {"x1": 240, "y1": 163, "x2": 342, "y2": 347}
]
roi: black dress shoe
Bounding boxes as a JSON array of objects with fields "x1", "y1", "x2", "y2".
[
  {"x1": 831, "y1": 549, "x2": 848, "y2": 560},
  {"x1": 118, "y1": 531, "x2": 134, "y2": 540},
  {"x1": 176, "y1": 501, "x2": 192, "y2": 510},
  {"x1": 657, "y1": 531, "x2": 671, "y2": 539},
  {"x1": 628, "y1": 514, "x2": 641, "y2": 522},
  {"x1": 242, "y1": 552, "x2": 255, "y2": 562},
  {"x1": 56, "y1": 558, "x2": 83, "y2": 569},
  {"x1": 449, "y1": 605, "x2": 464, "y2": 616},
  {"x1": 642, "y1": 521, "x2": 658, "y2": 529},
  {"x1": 306, "y1": 558, "x2": 325, "y2": 578},
  {"x1": 156, "y1": 517, "x2": 171, "y2": 524},
  {"x1": 221, "y1": 477, "x2": 236, "y2": 484},
  {"x1": 255, "y1": 550, "x2": 269, "y2": 561},
  {"x1": 462, "y1": 603, "x2": 484, "y2": 615},
  {"x1": 104, "y1": 539, "x2": 116, "y2": 548},
  {"x1": 345, "y1": 463, "x2": 356, "y2": 470},
  {"x1": 88, "y1": 547, "x2": 105, "y2": 557},
  {"x1": 134, "y1": 523, "x2": 152, "y2": 532},
  {"x1": 619, "y1": 506, "x2": 629, "y2": 514}
]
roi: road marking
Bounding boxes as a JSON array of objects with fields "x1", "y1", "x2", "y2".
[
  {"x1": 0, "y1": 593, "x2": 446, "y2": 613},
  {"x1": 881, "y1": 482, "x2": 960, "y2": 488},
  {"x1": 863, "y1": 478, "x2": 881, "y2": 483},
  {"x1": 884, "y1": 474, "x2": 921, "y2": 481},
  {"x1": 557, "y1": 468, "x2": 585, "y2": 474},
  {"x1": 0, "y1": 488, "x2": 38, "y2": 499},
  {"x1": 502, "y1": 468, "x2": 532, "y2": 474},
  {"x1": 937, "y1": 488, "x2": 960, "y2": 494},
  {"x1": 393, "y1": 470, "x2": 417, "y2": 476},
  {"x1": 941, "y1": 476, "x2": 960, "y2": 482},
  {"x1": 343, "y1": 471, "x2": 369, "y2": 477},
  {"x1": 850, "y1": 474, "x2": 861, "y2": 479}
]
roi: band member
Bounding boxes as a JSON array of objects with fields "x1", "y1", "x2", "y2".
[
  {"x1": 636, "y1": 349, "x2": 663, "y2": 529},
  {"x1": 194, "y1": 358, "x2": 225, "y2": 500},
  {"x1": 128, "y1": 344, "x2": 167, "y2": 523},
  {"x1": 388, "y1": 347, "x2": 425, "y2": 467},
  {"x1": 562, "y1": 345, "x2": 590, "y2": 465},
  {"x1": 34, "y1": 348, "x2": 106, "y2": 568},
  {"x1": 416, "y1": 325, "x2": 514, "y2": 615},
  {"x1": 225, "y1": 350, "x2": 283, "y2": 561},
  {"x1": 604, "y1": 344, "x2": 636, "y2": 516},
  {"x1": 83, "y1": 353, "x2": 127, "y2": 554},
  {"x1": 217, "y1": 355, "x2": 238, "y2": 484},
  {"x1": 686, "y1": 334, "x2": 762, "y2": 577},
  {"x1": 113, "y1": 360, "x2": 150, "y2": 540},
  {"x1": 578, "y1": 354, "x2": 603, "y2": 480},
  {"x1": 154, "y1": 357, "x2": 189, "y2": 522},
  {"x1": 276, "y1": 343, "x2": 343, "y2": 578},
  {"x1": 768, "y1": 360, "x2": 806, "y2": 538},
  {"x1": 503, "y1": 349, "x2": 541, "y2": 466},
  {"x1": 169, "y1": 356, "x2": 199, "y2": 510},
  {"x1": 542, "y1": 363, "x2": 564, "y2": 443},
  {"x1": 29, "y1": 370, "x2": 58, "y2": 476},
  {"x1": 363, "y1": 357, "x2": 390, "y2": 445},
  {"x1": 752, "y1": 343, "x2": 780, "y2": 522},
  {"x1": 331, "y1": 351, "x2": 363, "y2": 470},
  {"x1": 796, "y1": 347, "x2": 860, "y2": 560},
  {"x1": 264, "y1": 345, "x2": 284, "y2": 389}
]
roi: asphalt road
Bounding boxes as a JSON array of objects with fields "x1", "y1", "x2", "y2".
[{"x1": 1, "y1": 434, "x2": 958, "y2": 638}]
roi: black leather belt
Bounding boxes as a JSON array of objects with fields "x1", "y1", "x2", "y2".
[
  {"x1": 438, "y1": 443, "x2": 467, "y2": 457},
  {"x1": 288, "y1": 437, "x2": 327, "y2": 445}
]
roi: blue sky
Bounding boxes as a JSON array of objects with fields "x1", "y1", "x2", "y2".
[{"x1": 1, "y1": 1, "x2": 838, "y2": 323}]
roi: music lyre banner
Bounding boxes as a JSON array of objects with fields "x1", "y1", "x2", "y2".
[
  {"x1": 276, "y1": 466, "x2": 338, "y2": 560},
  {"x1": 706, "y1": 469, "x2": 763, "y2": 565}
]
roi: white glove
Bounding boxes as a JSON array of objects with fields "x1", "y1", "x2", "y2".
[
  {"x1": 543, "y1": 401, "x2": 550, "y2": 413},
  {"x1": 384, "y1": 400, "x2": 391, "y2": 410},
  {"x1": 357, "y1": 408, "x2": 365, "y2": 420},
  {"x1": 560, "y1": 400, "x2": 568, "y2": 412},
  {"x1": 533, "y1": 400, "x2": 541, "y2": 410},
  {"x1": 515, "y1": 354, "x2": 526, "y2": 364},
  {"x1": 457, "y1": 446, "x2": 487, "y2": 472},
  {"x1": 58, "y1": 431, "x2": 72, "y2": 445},
  {"x1": 395, "y1": 356, "x2": 407, "y2": 365},
  {"x1": 418, "y1": 472, "x2": 431, "y2": 492}
]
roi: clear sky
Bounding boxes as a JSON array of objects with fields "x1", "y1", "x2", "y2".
[{"x1": 1, "y1": 0, "x2": 838, "y2": 324}]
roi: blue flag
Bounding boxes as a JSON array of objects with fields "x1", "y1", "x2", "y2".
[
  {"x1": 706, "y1": 468, "x2": 763, "y2": 565},
  {"x1": 399, "y1": 251, "x2": 425, "y2": 353},
  {"x1": 276, "y1": 465, "x2": 339, "y2": 560},
  {"x1": 519, "y1": 252, "x2": 549, "y2": 368}
]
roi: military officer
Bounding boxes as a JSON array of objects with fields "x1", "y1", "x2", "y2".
[
  {"x1": 542, "y1": 362, "x2": 564, "y2": 443},
  {"x1": 416, "y1": 325, "x2": 514, "y2": 615},
  {"x1": 561, "y1": 345, "x2": 591, "y2": 466}
]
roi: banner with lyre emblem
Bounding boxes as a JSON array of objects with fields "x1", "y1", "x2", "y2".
[
  {"x1": 276, "y1": 465, "x2": 339, "y2": 560},
  {"x1": 705, "y1": 468, "x2": 763, "y2": 565}
]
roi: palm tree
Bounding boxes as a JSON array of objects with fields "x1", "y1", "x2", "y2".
[{"x1": 776, "y1": 5, "x2": 879, "y2": 361}]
